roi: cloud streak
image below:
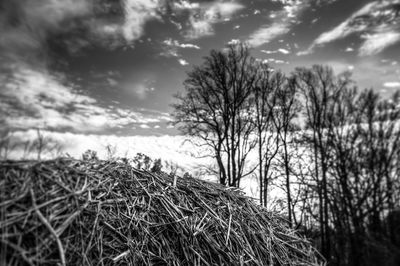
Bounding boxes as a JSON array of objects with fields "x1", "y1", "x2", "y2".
[
  {"x1": 161, "y1": 38, "x2": 199, "y2": 65},
  {"x1": 261, "y1": 48, "x2": 291, "y2": 54},
  {"x1": 248, "y1": 0, "x2": 308, "y2": 47},
  {"x1": 359, "y1": 31, "x2": 400, "y2": 56},
  {"x1": 300, "y1": 0, "x2": 400, "y2": 56},
  {"x1": 161, "y1": 38, "x2": 200, "y2": 54},
  {"x1": 384, "y1": 82, "x2": 400, "y2": 88},
  {"x1": 248, "y1": 23, "x2": 291, "y2": 47}
]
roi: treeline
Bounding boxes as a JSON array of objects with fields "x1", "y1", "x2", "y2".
[
  {"x1": 81, "y1": 149, "x2": 192, "y2": 179},
  {"x1": 172, "y1": 43, "x2": 400, "y2": 265}
]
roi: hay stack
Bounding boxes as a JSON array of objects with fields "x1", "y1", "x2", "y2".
[{"x1": 0, "y1": 158, "x2": 322, "y2": 265}]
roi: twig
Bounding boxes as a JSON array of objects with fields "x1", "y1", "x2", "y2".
[
  {"x1": 226, "y1": 213, "x2": 232, "y2": 245},
  {"x1": 30, "y1": 189, "x2": 66, "y2": 266},
  {"x1": 112, "y1": 250, "x2": 130, "y2": 262},
  {"x1": 173, "y1": 174, "x2": 178, "y2": 188}
]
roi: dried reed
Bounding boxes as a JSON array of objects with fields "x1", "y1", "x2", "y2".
[{"x1": 0, "y1": 158, "x2": 323, "y2": 265}]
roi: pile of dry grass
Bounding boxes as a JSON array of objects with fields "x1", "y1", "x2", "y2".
[{"x1": 0, "y1": 158, "x2": 323, "y2": 265}]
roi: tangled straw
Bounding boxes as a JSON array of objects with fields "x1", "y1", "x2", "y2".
[{"x1": 0, "y1": 158, "x2": 323, "y2": 265}]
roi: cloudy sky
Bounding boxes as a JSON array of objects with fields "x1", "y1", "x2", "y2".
[{"x1": 1, "y1": 0, "x2": 400, "y2": 137}]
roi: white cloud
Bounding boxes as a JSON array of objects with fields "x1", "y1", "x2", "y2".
[
  {"x1": 278, "y1": 48, "x2": 290, "y2": 54},
  {"x1": 258, "y1": 58, "x2": 287, "y2": 65},
  {"x1": 173, "y1": 1, "x2": 200, "y2": 10},
  {"x1": 0, "y1": 65, "x2": 169, "y2": 131},
  {"x1": 248, "y1": 1, "x2": 307, "y2": 47},
  {"x1": 186, "y1": 19, "x2": 214, "y2": 39},
  {"x1": 160, "y1": 39, "x2": 200, "y2": 63},
  {"x1": 301, "y1": 0, "x2": 400, "y2": 56},
  {"x1": 383, "y1": 82, "x2": 400, "y2": 88},
  {"x1": 205, "y1": 2, "x2": 244, "y2": 18},
  {"x1": 274, "y1": 60, "x2": 286, "y2": 64},
  {"x1": 178, "y1": 43, "x2": 201, "y2": 49},
  {"x1": 314, "y1": 22, "x2": 360, "y2": 45},
  {"x1": 184, "y1": 1, "x2": 244, "y2": 39},
  {"x1": 163, "y1": 39, "x2": 200, "y2": 49},
  {"x1": 261, "y1": 48, "x2": 291, "y2": 55},
  {"x1": 260, "y1": 50, "x2": 275, "y2": 54},
  {"x1": 227, "y1": 39, "x2": 241, "y2": 45},
  {"x1": 359, "y1": 31, "x2": 400, "y2": 56},
  {"x1": 139, "y1": 124, "x2": 151, "y2": 129},
  {"x1": 178, "y1": 59, "x2": 189, "y2": 66},
  {"x1": 122, "y1": 0, "x2": 161, "y2": 42},
  {"x1": 248, "y1": 23, "x2": 291, "y2": 47}
]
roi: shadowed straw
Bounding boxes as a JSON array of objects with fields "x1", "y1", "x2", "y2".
[{"x1": 0, "y1": 158, "x2": 324, "y2": 265}]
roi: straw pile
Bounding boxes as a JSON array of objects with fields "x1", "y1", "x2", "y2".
[{"x1": 0, "y1": 157, "x2": 322, "y2": 265}]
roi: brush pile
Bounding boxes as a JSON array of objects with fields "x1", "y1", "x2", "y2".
[{"x1": 0, "y1": 158, "x2": 322, "y2": 265}]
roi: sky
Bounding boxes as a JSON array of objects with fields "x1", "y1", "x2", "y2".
[{"x1": 1, "y1": 0, "x2": 400, "y2": 137}]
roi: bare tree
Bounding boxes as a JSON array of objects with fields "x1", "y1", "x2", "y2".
[
  {"x1": 273, "y1": 77, "x2": 301, "y2": 227},
  {"x1": 321, "y1": 87, "x2": 400, "y2": 265},
  {"x1": 291, "y1": 65, "x2": 400, "y2": 265},
  {"x1": 294, "y1": 65, "x2": 351, "y2": 258},
  {"x1": 172, "y1": 43, "x2": 259, "y2": 187},
  {"x1": 252, "y1": 64, "x2": 284, "y2": 207}
]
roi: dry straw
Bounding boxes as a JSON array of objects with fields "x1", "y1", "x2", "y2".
[{"x1": 0, "y1": 157, "x2": 323, "y2": 265}]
